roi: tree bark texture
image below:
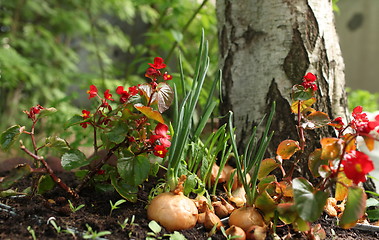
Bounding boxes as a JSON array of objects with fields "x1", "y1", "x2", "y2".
[{"x1": 217, "y1": 0, "x2": 348, "y2": 178}]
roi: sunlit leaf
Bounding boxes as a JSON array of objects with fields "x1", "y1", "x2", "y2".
[
  {"x1": 257, "y1": 175, "x2": 277, "y2": 193},
  {"x1": 363, "y1": 136, "x2": 375, "y2": 151},
  {"x1": 335, "y1": 171, "x2": 352, "y2": 201},
  {"x1": 61, "y1": 149, "x2": 89, "y2": 170},
  {"x1": 276, "y1": 180, "x2": 293, "y2": 197},
  {"x1": 276, "y1": 140, "x2": 300, "y2": 160},
  {"x1": 156, "y1": 82, "x2": 174, "y2": 113},
  {"x1": 293, "y1": 178, "x2": 328, "y2": 222},
  {"x1": 340, "y1": 186, "x2": 366, "y2": 229},
  {"x1": 37, "y1": 175, "x2": 55, "y2": 194},
  {"x1": 45, "y1": 136, "x2": 70, "y2": 153},
  {"x1": 37, "y1": 107, "x2": 57, "y2": 119},
  {"x1": 258, "y1": 158, "x2": 280, "y2": 180},
  {"x1": 308, "y1": 149, "x2": 328, "y2": 178},
  {"x1": 320, "y1": 138, "x2": 342, "y2": 160},
  {"x1": 134, "y1": 104, "x2": 164, "y2": 124},
  {"x1": 341, "y1": 133, "x2": 356, "y2": 152},
  {"x1": 0, "y1": 125, "x2": 22, "y2": 151},
  {"x1": 183, "y1": 174, "x2": 197, "y2": 195},
  {"x1": 138, "y1": 83, "x2": 155, "y2": 104},
  {"x1": 293, "y1": 217, "x2": 310, "y2": 232},
  {"x1": 291, "y1": 97, "x2": 316, "y2": 114},
  {"x1": 304, "y1": 111, "x2": 330, "y2": 129}
]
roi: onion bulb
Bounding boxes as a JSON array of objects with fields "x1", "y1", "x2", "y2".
[
  {"x1": 229, "y1": 206, "x2": 265, "y2": 232},
  {"x1": 245, "y1": 225, "x2": 267, "y2": 240},
  {"x1": 225, "y1": 225, "x2": 246, "y2": 240},
  {"x1": 204, "y1": 202, "x2": 223, "y2": 231},
  {"x1": 147, "y1": 192, "x2": 198, "y2": 231}
]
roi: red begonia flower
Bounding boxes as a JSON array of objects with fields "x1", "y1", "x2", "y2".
[
  {"x1": 104, "y1": 89, "x2": 114, "y2": 101},
  {"x1": 342, "y1": 150, "x2": 374, "y2": 184},
  {"x1": 81, "y1": 110, "x2": 91, "y2": 119},
  {"x1": 80, "y1": 122, "x2": 89, "y2": 128},
  {"x1": 116, "y1": 86, "x2": 130, "y2": 103},
  {"x1": 87, "y1": 85, "x2": 98, "y2": 99},
  {"x1": 329, "y1": 117, "x2": 345, "y2": 131},
  {"x1": 163, "y1": 72, "x2": 173, "y2": 81},
  {"x1": 149, "y1": 123, "x2": 171, "y2": 148},
  {"x1": 350, "y1": 106, "x2": 372, "y2": 134},
  {"x1": 153, "y1": 145, "x2": 168, "y2": 158},
  {"x1": 303, "y1": 72, "x2": 317, "y2": 82},
  {"x1": 129, "y1": 86, "x2": 139, "y2": 96},
  {"x1": 148, "y1": 57, "x2": 166, "y2": 69},
  {"x1": 301, "y1": 73, "x2": 318, "y2": 91}
]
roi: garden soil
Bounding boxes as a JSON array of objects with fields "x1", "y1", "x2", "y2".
[{"x1": 1, "y1": 171, "x2": 379, "y2": 240}]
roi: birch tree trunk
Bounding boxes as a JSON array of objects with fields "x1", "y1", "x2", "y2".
[{"x1": 217, "y1": 0, "x2": 348, "y2": 177}]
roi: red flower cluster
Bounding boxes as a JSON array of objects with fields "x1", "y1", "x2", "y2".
[
  {"x1": 301, "y1": 73, "x2": 318, "y2": 91},
  {"x1": 145, "y1": 57, "x2": 172, "y2": 82},
  {"x1": 350, "y1": 106, "x2": 379, "y2": 136},
  {"x1": 24, "y1": 105, "x2": 44, "y2": 119},
  {"x1": 342, "y1": 150, "x2": 374, "y2": 184},
  {"x1": 116, "y1": 85, "x2": 139, "y2": 103},
  {"x1": 80, "y1": 110, "x2": 91, "y2": 128},
  {"x1": 149, "y1": 123, "x2": 171, "y2": 158}
]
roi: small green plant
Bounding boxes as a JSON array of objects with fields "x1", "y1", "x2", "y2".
[
  {"x1": 83, "y1": 224, "x2": 111, "y2": 240},
  {"x1": 27, "y1": 226, "x2": 37, "y2": 240},
  {"x1": 118, "y1": 215, "x2": 137, "y2": 230},
  {"x1": 68, "y1": 200, "x2": 85, "y2": 213},
  {"x1": 109, "y1": 199, "x2": 127, "y2": 216},
  {"x1": 47, "y1": 217, "x2": 62, "y2": 234}
]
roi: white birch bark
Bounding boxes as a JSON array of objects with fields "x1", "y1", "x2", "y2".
[{"x1": 217, "y1": 0, "x2": 348, "y2": 156}]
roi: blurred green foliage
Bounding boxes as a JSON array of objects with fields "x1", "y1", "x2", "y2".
[
  {"x1": 0, "y1": 0, "x2": 218, "y2": 148},
  {"x1": 347, "y1": 88, "x2": 379, "y2": 113}
]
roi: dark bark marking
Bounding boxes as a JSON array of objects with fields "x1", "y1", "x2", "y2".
[
  {"x1": 283, "y1": 28, "x2": 310, "y2": 85},
  {"x1": 305, "y1": 4, "x2": 319, "y2": 52}
]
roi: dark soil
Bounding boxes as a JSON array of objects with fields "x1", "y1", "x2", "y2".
[{"x1": 1, "y1": 171, "x2": 379, "y2": 240}]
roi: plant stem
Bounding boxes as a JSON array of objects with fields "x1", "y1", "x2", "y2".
[
  {"x1": 20, "y1": 144, "x2": 79, "y2": 198},
  {"x1": 75, "y1": 139, "x2": 127, "y2": 192}
]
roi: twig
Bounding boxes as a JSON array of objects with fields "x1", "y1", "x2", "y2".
[{"x1": 20, "y1": 144, "x2": 79, "y2": 199}]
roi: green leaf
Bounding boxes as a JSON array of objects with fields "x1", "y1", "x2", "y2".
[
  {"x1": 61, "y1": 149, "x2": 89, "y2": 170},
  {"x1": 0, "y1": 125, "x2": 22, "y2": 151},
  {"x1": 304, "y1": 111, "x2": 330, "y2": 129},
  {"x1": 292, "y1": 85, "x2": 314, "y2": 101},
  {"x1": 110, "y1": 174, "x2": 137, "y2": 202},
  {"x1": 156, "y1": 82, "x2": 174, "y2": 113},
  {"x1": 64, "y1": 115, "x2": 85, "y2": 129},
  {"x1": 148, "y1": 220, "x2": 162, "y2": 234},
  {"x1": 293, "y1": 178, "x2": 328, "y2": 222},
  {"x1": 366, "y1": 208, "x2": 379, "y2": 221},
  {"x1": 37, "y1": 175, "x2": 55, "y2": 194},
  {"x1": 105, "y1": 123, "x2": 128, "y2": 144},
  {"x1": 340, "y1": 186, "x2": 366, "y2": 229},
  {"x1": 183, "y1": 174, "x2": 197, "y2": 195},
  {"x1": 255, "y1": 190, "x2": 277, "y2": 221},
  {"x1": 277, "y1": 203, "x2": 297, "y2": 224},
  {"x1": 134, "y1": 104, "x2": 164, "y2": 123},
  {"x1": 45, "y1": 136, "x2": 70, "y2": 153},
  {"x1": 0, "y1": 164, "x2": 31, "y2": 190},
  {"x1": 308, "y1": 149, "x2": 328, "y2": 178},
  {"x1": 276, "y1": 140, "x2": 300, "y2": 160},
  {"x1": 117, "y1": 155, "x2": 150, "y2": 186},
  {"x1": 258, "y1": 158, "x2": 280, "y2": 180},
  {"x1": 37, "y1": 107, "x2": 57, "y2": 119}
]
